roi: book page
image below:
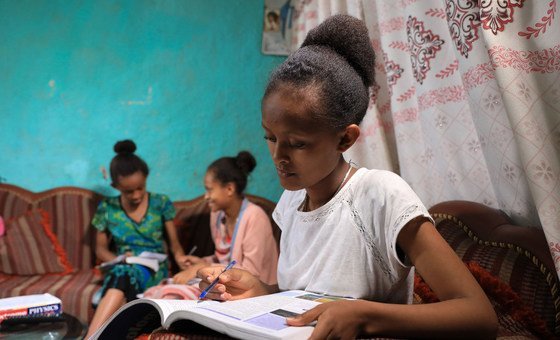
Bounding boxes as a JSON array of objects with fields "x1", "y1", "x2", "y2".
[
  {"x1": 138, "y1": 251, "x2": 167, "y2": 262},
  {"x1": 99, "y1": 254, "x2": 126, "y2": 269},
  {"x1": 158, "y1": 291, "x2": 342, "y2": 340},
  {"x1": 126, "y1": 256, "x2": 159, "y2": 272},
  {"x1": 148, "y1": 298, "x2": 216, "y2": 322},
  {"x1": 200, "y1": 294, "x2": 318, "y2": 320}
]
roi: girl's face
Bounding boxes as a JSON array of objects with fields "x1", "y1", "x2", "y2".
[
  {"x1": 115, "y1": 171, "x2": 147, "y2": 207},
  {"x1": 204, "y1": 171, "x2": 234, "y2": 212},
  {"x1": 261, "y1": 86, "x2": 345, "y2": 192}
]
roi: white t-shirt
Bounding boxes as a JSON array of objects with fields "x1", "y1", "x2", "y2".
[{"x1": 273, "y1": 168, "x2": 433, "y2": 304}]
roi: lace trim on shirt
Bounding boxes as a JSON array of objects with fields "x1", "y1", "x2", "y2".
[
  {"x1": 299, "y1": 194, "x2": 346, "y2": 223},
  {"x1": 345, "y1": 197, "x2": 395, "y2": 282},
  {"x1": 395, "y1": 204, "x2": 426, "y2": 228},
  {"x1": 391, "y1": 204, "x2": 427, "y2": 266},
  {"x1": 389, "y1": 204, "x2": 427, "y2": 252}
]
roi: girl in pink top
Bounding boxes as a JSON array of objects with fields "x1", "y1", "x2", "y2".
[{"x1": 144, "y1": 151, "x2": 278, "y2": 299}]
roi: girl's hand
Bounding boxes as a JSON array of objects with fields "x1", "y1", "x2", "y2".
[
  {"x1": 174, "y1": 254, "x2": 191, "y2": 270},
  {"x1": 172, "y1": 266, "x2": 200, "y2": 284},
  {"x1": 286, "y1": 300, "x2": 369, "y2": 340},
  {"x1": 197, "y1": 267, "x2": 271, "y2": 301},
  {"x1": 183, "y1": 255, "x2": 203, "y2": 267}
]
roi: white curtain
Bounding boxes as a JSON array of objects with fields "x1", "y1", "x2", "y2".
[{"x1": 289, "y1": 0, "x2": 560, "y2": 279}]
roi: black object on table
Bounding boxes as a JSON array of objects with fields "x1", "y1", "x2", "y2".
[{"x1": 0, "y1": 313, "x2": 85, "y2": 339}]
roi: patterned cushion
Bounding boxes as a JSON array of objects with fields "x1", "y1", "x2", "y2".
[
  {"x1": 433, "y1": 215, "x2": 559, "y2": 335},
  {"x1": 0, "y1": 209, "x2": 73, "y2": 275},
  {"x1": 33, "y1": 189, "x2": 102, "y2": 270}
]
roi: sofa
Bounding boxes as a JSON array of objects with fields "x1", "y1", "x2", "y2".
[
  {"x1": 0, "y1": 183, "x2": 279, "y2": 327},
  {"x1": 1, "y1": 183, "x2": 558, "y2": 338}
]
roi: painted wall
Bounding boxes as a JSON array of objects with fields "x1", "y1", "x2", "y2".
[{"x1": 0, "y1": 0, "x2": 286, "y2": 201}]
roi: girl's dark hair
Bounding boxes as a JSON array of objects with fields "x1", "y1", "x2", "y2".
[
  {"x1": 109, "y1": 140, "x2": 149, "y2": 185},
  {"x1": 263, "y1": 14, "x2": 375, "y2": 130},
  {"x1": 208, "y1": 151, "x2": 256, "y2": 195}
]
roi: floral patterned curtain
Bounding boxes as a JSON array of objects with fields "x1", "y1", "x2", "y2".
[{"x1": 289, "y1": 0, "x2": 560, "y2": 279}]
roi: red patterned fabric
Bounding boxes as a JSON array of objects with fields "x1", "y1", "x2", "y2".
[{"x1": 0, "y1": 209, "x2": 73, "y2": 275}]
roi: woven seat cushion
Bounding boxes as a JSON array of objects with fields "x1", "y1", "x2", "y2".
[{"x1": 0, "y1": 269, "x2": 100, "y2": 325}]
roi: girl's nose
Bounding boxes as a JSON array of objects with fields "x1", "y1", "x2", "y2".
[{"x1": 272, "y1": 144, "x2": 288, "y2": 164}]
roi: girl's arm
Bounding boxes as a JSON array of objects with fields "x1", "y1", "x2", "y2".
[
  {"x1": 374, "y1": 217, "x2": 498, "y2": 337},
  {"x1": 164, "y1": 220, "x2": 188, "y2": 269},
  {"x1": 288, "y1": 218, "x2": 498, "y2": 339},
  {"x1": 95, "y1": 230, "x2": 118, "y2": 263}
]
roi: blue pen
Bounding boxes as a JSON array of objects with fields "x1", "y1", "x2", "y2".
[{"x1": 198, "y1": 260, "x2": 237, "y2": 300}]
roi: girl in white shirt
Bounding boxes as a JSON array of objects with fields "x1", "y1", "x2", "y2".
[{"x1": 198, "y1": 14, "x2": 497, "y2": 339}]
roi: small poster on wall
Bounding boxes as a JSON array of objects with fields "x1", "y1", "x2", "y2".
[{"x1": 262, "y1": 0, "x2": 294, "y2": 56}]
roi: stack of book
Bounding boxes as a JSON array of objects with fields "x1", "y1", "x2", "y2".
[{"x1": 0, "y1": 293, "x2": 63, "y2": 327}]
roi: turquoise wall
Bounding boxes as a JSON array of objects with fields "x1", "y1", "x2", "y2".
[{"x1": 0, "y1": 0, "x2": 285, "y2": 201}]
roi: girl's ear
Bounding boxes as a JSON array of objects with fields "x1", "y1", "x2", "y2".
[
  {"x1": 337, "y1": 124, "x2": 360, "y2": 152},
  {"x1": 226, "y1": 182, "x2": 236, "y2": 196}
]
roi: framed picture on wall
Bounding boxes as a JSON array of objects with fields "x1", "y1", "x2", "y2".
[{"x1": 262, "y1": 0, "x2": 293, "y2": 56}]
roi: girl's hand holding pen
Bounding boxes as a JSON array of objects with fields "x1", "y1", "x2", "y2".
[{"x1": 197, "y1": 266, "x2": 272, "y2": 301}]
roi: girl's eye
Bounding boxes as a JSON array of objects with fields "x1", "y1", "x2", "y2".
[
  {"x1": 264, "y1": 136, "x2": 277, "y2": 143},
  {"x1": 291, "y1": 142, "x2": 306, "y2": 149}
]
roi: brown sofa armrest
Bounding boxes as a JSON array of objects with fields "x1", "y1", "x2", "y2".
[
  {"x1": 429, "y1": 200, "x2": 554, "y2": 272},
  {"x1": 428, "y1": 200, "x2": 560, "y2": 335}
]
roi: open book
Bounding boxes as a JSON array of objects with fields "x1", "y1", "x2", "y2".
[
  {"x1": 92, "y1": 290, "x2": 349, "y2": 340},
  {"x1": 99, "y1": 251, "x2": 167, "y2": 273}
]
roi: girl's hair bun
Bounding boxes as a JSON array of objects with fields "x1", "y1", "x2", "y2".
[
  {"x1": 301, "y1": 14, "x2": 375, "y2": 87},
  {"x1": 235, "y1": 151, "x2": 257, "y2": 175},
  {"x1": 114, "y1": 139, "x2": 137, "y2": 155}
]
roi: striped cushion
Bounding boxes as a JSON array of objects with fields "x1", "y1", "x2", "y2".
[
  {"x1": 0, "y1": 270, "x2": 100, "y2": 325},
  {"x1": 0, "y1": 185, "x2": 31, "y2": 220},
  {"x1": 0, "y1": 209, "x2": 73, "y2": 275},
  {"x1": 434, "y1": 216, "x2": 558, "y2": 335},
  {"x1": 33, "y1": 189, "x2": 101, "y2": 270}
]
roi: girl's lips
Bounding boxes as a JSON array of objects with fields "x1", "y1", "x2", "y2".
[{"x1": 276, "y1": 168, "x2": 295, "y2": 177}]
